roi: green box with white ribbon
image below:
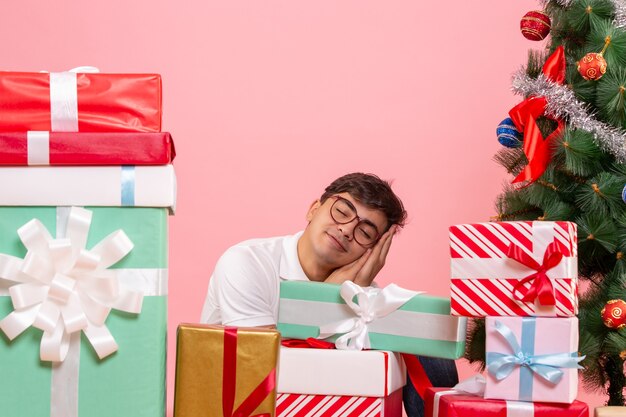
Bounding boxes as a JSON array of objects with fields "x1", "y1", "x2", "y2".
[
  {"x1": 277, "y1": 280, "x2": 467, "y2": 359},
  {"x1": 0, "y1": 206, "x2": 167, "y2": 417}
]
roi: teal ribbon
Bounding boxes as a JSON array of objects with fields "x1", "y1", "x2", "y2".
[
  {"x1": 121, "y1": 166, "x2": 136, "y2": 206},
  {"x1": 486, "y1": 318, "x2": 584, "y2": 401}
]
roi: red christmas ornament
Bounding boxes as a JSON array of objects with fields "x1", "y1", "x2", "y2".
[
  {"x1": 577, "y1": 53, "x2": 607, "y2": 81},
  {"x1": 520, "y1": 11, "x2": 551, "y2": 41},
  {"x1": 601, "y1": 299, "x2": 626, "y2": 329}
]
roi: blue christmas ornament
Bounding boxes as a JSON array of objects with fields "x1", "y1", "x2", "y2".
[
  {"x1": 622, "y1": 184, "x2": 626, "y2": 203},
  {"x1": 497, "y1": 117, "x2": 523, "y2": 148}
]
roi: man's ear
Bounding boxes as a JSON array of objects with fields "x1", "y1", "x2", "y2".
[{"x1": 306, "y1": 199, "x2": 321, "y2": 222}]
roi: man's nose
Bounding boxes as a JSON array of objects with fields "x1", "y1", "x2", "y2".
[{"x1": 338, "y1": 219, "x2": 358, "y2": 240}]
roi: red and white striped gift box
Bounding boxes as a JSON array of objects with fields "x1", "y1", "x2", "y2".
[
  {"x1": 276, "y1": 389, "x2": 403, "y2": 417},
  {"x1": 277, "y1": 347, "x2": 405, "y2": 417},
  {"x1": 449, "y1": 221, "x2": 578, "y2": 317}
]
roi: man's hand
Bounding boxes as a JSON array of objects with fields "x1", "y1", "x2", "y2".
[{"x1": 324, "y1": 225, "x2": 397, "y2": 287}]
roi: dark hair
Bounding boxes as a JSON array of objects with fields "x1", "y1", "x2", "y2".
[{"x1": 320, "y1": 173, "x2": 407, "y2": 230}]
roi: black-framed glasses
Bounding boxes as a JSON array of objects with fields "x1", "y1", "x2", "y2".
[{"x1": 329, "y1": 196, "x2": 381, "y2": 248}]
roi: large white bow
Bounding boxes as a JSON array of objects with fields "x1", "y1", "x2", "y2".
[
  {"x1": 0, "y1": 207, "x2": 143, "y2": 362},
  {"x1": 318, "y1": 281, "x2": 420, "y2": 350}
]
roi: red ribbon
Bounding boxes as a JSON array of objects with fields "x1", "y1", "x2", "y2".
[
  {"x1": 508, "y1": 240, "x2": 564, "y2": 306},
  {"x1": 401, "y1": 354, "x2": 433, "y2": 399},
  {"x1": 281, "y1": 338, "x2": 336, "y2": 349},
  {"x1": 223, "y1": 327, "x2": 276, "y2": 417},
  {"x1": 508, "y1": 46, "x2": 566, "y2": 185}
]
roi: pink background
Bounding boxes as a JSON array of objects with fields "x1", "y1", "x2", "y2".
[{"x1": 2, "y1": 0, "x2": 608, "y2": 415}]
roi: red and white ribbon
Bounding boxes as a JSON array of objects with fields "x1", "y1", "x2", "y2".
[{"x1": 0, "y1": 206, "x2": 143, "y2": 362}]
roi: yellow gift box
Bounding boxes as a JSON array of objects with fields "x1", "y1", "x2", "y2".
[
  {"x1": 174, "y1": 323, "x2": 280, "y2": 417},
  {"x1": 595, "y1": 407, "x2": 626, "y2": 417}
]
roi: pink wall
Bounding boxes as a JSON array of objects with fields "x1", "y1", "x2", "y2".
[{"x1": 2, "y1": 0, "x2": 607, "y2": 415}]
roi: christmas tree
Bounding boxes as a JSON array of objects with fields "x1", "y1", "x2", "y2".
[{"x1": 464, "y1": 0, "x2": 626, "y2": 406}]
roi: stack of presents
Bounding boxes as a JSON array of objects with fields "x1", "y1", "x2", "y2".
[
  {"x1": 0, "y1": 68, "x2": 595, "y2": 417},
  {"x1": 176, "y1": 221, "x2": 591, "y2": 416},
  {"x1": 439, "y1": 221, "x2": 589, "y2": 416},
  {"x1": 0, "y1": 68, "x2": 176, "y2": 416}
]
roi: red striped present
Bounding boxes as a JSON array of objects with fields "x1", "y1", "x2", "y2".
[
  {"x1": 449, "y1": 221, "x2": 578, "y2": 317},
  {"x1": 276, "y1": 389, "x2": 402, "y2": 417}
]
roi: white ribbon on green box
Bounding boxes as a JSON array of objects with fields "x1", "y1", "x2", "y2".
[
  {"x1": 0, "y1": 206, "x2": 167, "y2": 417},
  {"x1": 277, "y1": 280, "x2": 467, "y2": 359}
]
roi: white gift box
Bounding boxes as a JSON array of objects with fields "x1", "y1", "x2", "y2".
[
  {"x1": 278, "y1": 347, "x2": 406, "y2": 397},
  {"x1": 276, "y1": 347, "x2": 406, "y2": 416},
  {"x1": 0, "y1": 165, "x2": 176, "y2": 212}
]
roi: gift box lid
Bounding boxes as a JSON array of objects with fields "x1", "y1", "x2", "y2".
[{"x1": 277, "y1": 347, "x2": 406, "y2": 397}]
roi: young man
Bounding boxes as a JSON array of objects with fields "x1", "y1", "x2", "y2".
[{"x1": 200, "y1": 172, "x2": 457, "y2": 417}]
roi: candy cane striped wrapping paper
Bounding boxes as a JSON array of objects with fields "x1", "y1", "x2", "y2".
[
  {"x1": 276, "y1": 389, "x2": 403, "y2": 417},
  {"x1": 449, "y1": 221, "x2": 578, "y2": 317}
]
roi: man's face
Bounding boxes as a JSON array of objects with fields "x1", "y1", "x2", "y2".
[{"x1": 304, "y1": 192, "x2": 389, "y2": 268}]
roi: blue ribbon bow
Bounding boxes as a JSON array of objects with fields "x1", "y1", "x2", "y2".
[{"x1": 486, "y1": 319, "x2": 584, "y2": 400}]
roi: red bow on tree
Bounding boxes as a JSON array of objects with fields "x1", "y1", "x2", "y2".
[{"x1": 509, "y1": 46, "x2": 566, "y2": 185}]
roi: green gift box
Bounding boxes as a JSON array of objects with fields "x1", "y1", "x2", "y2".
[
  {"x1": 0, "y1": 206, "x2": 168, "y2": 417},
  {"x1": 277, "y1": 280, "x2": 467, "y2": 359}
]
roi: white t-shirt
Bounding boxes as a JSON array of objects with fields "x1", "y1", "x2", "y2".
[{"x1": 200, "y1": 231, "x2": 309, "y2": 326}]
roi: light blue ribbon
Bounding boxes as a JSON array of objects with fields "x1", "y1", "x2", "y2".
[
  {"x1": 486, "y1": 318, "x2": 584, "y2": 401},
  {"x1": 121, "y1": 166, "x2": 136, "y2": 206}
]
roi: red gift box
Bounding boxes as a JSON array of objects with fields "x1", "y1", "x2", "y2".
[
  {"x1": 0, "y1": 132, "x2": 175, "y2": 165},
  {"x1": 0, "y1": 71, "x2": 161, "y2": 132},
  {"x1": 424, "y1": 388, "x2": 589, "y2": 417},
  {"x1": 449, "y1": 221, "x2": 578, "y2": 317}
]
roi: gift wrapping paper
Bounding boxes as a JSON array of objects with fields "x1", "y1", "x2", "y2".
[
  {"x1": 485, "y1": 317, "x2": 581, "y2": 404},
  {"x1": 449, "y1": 221, "x2": 578, "y2": 317},
  {"x1": 278, "y1": 347, "x2": 406, "y2": 397},
  {"x1": 0, "y1": 206, "x2": 168, "y2": 417},
  {"x1": 424, "y1": 388, "x2": 589, "y2": 417},
  {"x1": 0, "y1": 71, "x2": 161, "y2": 132},
  {"x1": 277, "y1": 281, "x2": 467, "y2": 359},
  {"x1": 0, "y1": 131, "x2": 175, "y2": 165},
  {"x1": 0, "y1": 165, "x2": 176, "y2": 211},
  {"x1": 174, "y1": 323, "x2": 280, "y2": 417},
  {"x1": 595, "y1": 407, "x2": 626, "y2": 416},
  {"x1": 276, "y1": 388, "x2": 403, "y2": 417}
]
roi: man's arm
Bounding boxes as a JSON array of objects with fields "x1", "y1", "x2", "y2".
[{"x1": 325, "y1": 224, "x2": 397, "y2": 287}]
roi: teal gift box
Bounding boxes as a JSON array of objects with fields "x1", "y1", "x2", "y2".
[
  {"x1": 0, "y1": 206, "x2": 168, "y2": 417},
  {"x1": 277, "y1": 280, "x2": 467, "y2": 359}
]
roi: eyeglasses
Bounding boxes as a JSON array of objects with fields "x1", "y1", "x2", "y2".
[{"x1": 329, "y1": 196, "x2": 381, "y2": 248}]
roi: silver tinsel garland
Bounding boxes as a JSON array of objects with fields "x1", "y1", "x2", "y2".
[
  {"x1": 540, "y1": 0, "x2": 626, "y2": 28},
  {"x1": 512, "y1": 70, "x2": 626, "y2": 162}
]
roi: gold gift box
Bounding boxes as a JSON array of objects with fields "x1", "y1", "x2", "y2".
[
  {"x1": 174, "y1": 323, "x2": 280, "y2": 417},
  {"x1": 595, "y1": 407, "x2": 626, "y2": 417}
]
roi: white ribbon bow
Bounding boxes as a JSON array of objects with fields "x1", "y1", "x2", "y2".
[
  {"x1": 0, "y1": 206, "x2": 143, "y2": 362},
  {"x1": 318, "y1": 281, "x2": 421, "y2": 350}
]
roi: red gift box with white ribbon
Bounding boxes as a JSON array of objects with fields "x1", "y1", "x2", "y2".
[
  {"x1": 424, "y1": 387, "x2": 588, "y2": 417},
  {"x1": 0, "y1": 70, "x2": 161, "y2": 132},
  {"x1": 276, "y1": 347, "x2": 406, "y2": 417},
  {"x1": 0, "y1": 131, "x2": 174, "y2": 165},
  {"x1": 449, "y1": 221, "x2": 578, "y2": 317}
]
